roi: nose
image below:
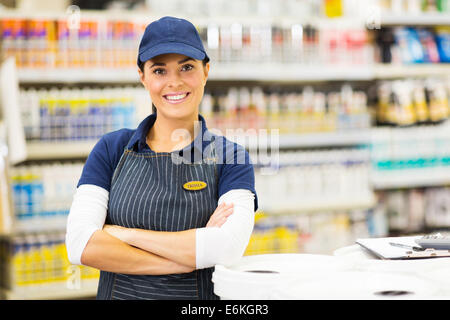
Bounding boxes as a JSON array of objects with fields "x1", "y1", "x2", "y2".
[{"x1": 166, "y1": 71, "x2": 184, "y2": 89}]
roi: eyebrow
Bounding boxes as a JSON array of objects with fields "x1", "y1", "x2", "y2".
[{"x1": 149, "y1": 57, "x2": 195, "y2": 68}]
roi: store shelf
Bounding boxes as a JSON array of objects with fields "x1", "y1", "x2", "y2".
[
  {"x1": 17, "y1": 64, "x2": 375, "y2": 84},
  {"x1": 17, "y1": 63, "x2": 450, "y2": 84},
  {"x1": 26, "y1": 141, "x2": 96, "y2": 160},
  {"x1": 259, "y1": 193, "x2": 377, "y2": 215},
  {"x1": 18, "y1": 68, "x2": 140, "y2": 84},
  {"x1": 372, "y1": 168, "x2": 450, "y2": 189},
  {"x1": 272, "y1": 130, "x2": 372, "y2": 148},
  {"x1": 2, "y1": 279, "x2": 98, "y2": 300},
  {"x1": 380, "y1": 13, "x2": 450, "y2": 26},
  {"x1": 14, "y1": 216, "x2": 67, "y2": 233},
  {"x1": 25, "y1": 130, "x2": 372, "y2": 161},
  {"x1": 374, "y1": 63, "x2": 450, "y2": 79},
  {"x1": 209, "y1": 64, "x2": 374, "y2": 82}
]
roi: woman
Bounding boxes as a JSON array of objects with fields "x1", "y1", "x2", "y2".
[{"x1": 65, "y1": 16, "x2": 258, "y2": 300}]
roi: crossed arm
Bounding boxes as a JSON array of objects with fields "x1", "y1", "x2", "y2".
[{"x1": 66, "y1": 184, "x2": 255, "y2": 275}]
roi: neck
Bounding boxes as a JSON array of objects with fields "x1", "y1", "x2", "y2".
[{"x1": 147, "y1": 113, "x2": 201, "y2": 152}]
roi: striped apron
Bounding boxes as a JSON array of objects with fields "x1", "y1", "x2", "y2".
[{"x1": 96, "y1": 136, "x2": 219, "y2": 300}]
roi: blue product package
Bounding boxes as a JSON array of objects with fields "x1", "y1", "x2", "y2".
[
  {"x1": 435, "y1": 28, "x2": 450, "y2": 63},
  {"x1": 394, "y1": 27, "x2": 425, "y2": 64},
  {"x1": 22, "y1": 177, "x2": 33, "y2": 220},
  {"x1": 12, "y1": 180, "x2": 23, "y2": 220},
  {"x1": 111, "y1": 99, "x2": 121, "y2": 131},
  {"x1": 417, "y1": 28, "x2": 440, "y2": 63}
]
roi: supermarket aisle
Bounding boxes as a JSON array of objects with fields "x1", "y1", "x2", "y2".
[{"x1": 0, "y1": 0, "x2": 449, "y2": 301}]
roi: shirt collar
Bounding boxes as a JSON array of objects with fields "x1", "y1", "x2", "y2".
[{"x1": 127, "y1": 113, "x2": 211, "y2": 154}]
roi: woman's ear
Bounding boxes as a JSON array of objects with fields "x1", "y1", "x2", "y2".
[
  {"x1": 138, "y1": 65, "x2": 147, "y2": 89},
  {"x1": 203, "y1": 62, "x2": 210, "y2": 86}
]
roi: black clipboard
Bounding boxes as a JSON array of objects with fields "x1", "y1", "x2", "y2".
[{"x1": 356, "y1": 236, "x2": 450, "y2": 260}]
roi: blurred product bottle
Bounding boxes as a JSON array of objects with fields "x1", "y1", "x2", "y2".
[
  {"x1": 376, "y1": 28, "x2": 396, "y2": 63},
  {"x1": 13, "y1": 19, "x2": 27, "y2": 68}
]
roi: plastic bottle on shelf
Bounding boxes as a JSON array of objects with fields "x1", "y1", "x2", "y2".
[
  {"x1": 313, "y1": 92, "x2": 326, "y2": 132},
  {"x1": 206, "y1": 24, "x2": 219, "y2": 63},
  {"x1": 1, "y1": 20, "x2": 14, "y2": 62},
  {"x1": 45, "y1": 20, "x2": 56, "y2": 68},
  {"x1": 77, "y1": 21, "x2": 90, "y2": 68},
  {"x1": 219, "y1": 25, "x2": 232, "y2": 63},
  {"x1": 33, "y1": 234, "x2": 47, "y2": 285},
  {"x1": 394, "y1": 80, "x2": 417, "y2": 126},
  {"x1": 426, "y1": 79, "x2": 449, "y2": 123},
  {"x1": 112, "y1": 21, "x2": 124, "y2": 67},
  {"x1": 200, "y1": 91, "x2": 214, "y2": 128},
  {"x1": 230, "y1": 23, "x2": 243, "y2": 63},
  {"x1": 303, "y1": 24, "x2": 319, "y2": 65},
  {"x1": 410, "y1": 80, "x2": 429, "y2": 124},
  {"x1": 10, "y1": 236, "x2": 25, "y2": 288},
  {"x1": 301, "y1": 86, "x2": 314, "y2": 132},
  {"x1": 56, "y1": 19, "x2": 69, "y2": 68},
  {"x1": 23, "y1": 234, "x2": 38, "y2": 286},
  {"x1": 89, "y1": 20, "x2": 101, "y2": 68},
  {"x1": 68, "y1": 18, "x2": 80, "y2": 68},
  {"x1": 29, "y1": 88, "x2": 41, "y2": 140},
  {"x1": 47, "y1": 88, "x2": 59, "y2": 141},
  {"x1": 82, "y1": 88, "x2": 94, "y2": 140},
  {"x1": 12, "y1": 19, "x2": 26, "y2": 68},
  {"x1": 250, "y1": 87, "x2": 266, "y2": 131},
  {"x1": 238, "y1": 87, "x2": 251, "y2": 130},
  {"x1": 126, "y1": 88, "x2": 135, "y2": 129},
  {"x1": 30, "y1": 165, "x2": 44, "y2": 223}
]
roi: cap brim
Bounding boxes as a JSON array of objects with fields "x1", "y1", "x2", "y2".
[{"x1": 138, "y1": 42, "x2": 208, "y2": 65}]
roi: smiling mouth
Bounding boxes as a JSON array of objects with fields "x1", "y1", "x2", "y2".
[{"x1": 163, "y1": 92, "x2": 190, "y2": 104}]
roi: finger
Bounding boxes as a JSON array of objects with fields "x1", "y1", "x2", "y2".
[
  {"x1": 213, "y1": 203, "x2": 227, "y2": 213},
  {"x1": 216, "y1": 203, "x2": 233, "y2": 214},
  {"x1": 221, "y1": 206, "x2": 234, "y2": 215},
  {"x1": 218, "y1": 202, "x2": 233, "y2": 209},
  {"x1": 212, "y1": 206, "x2": 228, "y2": 216},
  {"x1": 217, "y1": 217, "x2": 229, "y2": 227}
]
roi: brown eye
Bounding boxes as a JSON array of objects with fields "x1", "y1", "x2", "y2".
[
  {"x1": 153, "y1": 68, "x2": 166, "y2": 75},
  {"x1": 181, "y1": 64, "x2": 194, "y2": 72}
]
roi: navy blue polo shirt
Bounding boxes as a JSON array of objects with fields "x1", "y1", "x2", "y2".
[{"x1": 77, "y1": 113, "x2": 258, "y2": 211}]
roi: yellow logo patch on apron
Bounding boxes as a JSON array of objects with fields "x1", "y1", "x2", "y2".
[{"x1": 183, "y1": 181, "x2": 207, "y2": 191}]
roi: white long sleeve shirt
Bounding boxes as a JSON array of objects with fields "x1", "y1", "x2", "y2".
[{"x1": 65, "y1": 184, "x2": 255, "y2": 269}]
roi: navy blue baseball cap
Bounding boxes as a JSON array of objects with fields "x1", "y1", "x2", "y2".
[{"x1": 137, "y1": 16, "x2": 209, "y2": 67}]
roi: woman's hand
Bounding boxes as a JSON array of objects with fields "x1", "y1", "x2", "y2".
[{"x1": 206, "y1": 203, "x2": 234, "y2": 228}]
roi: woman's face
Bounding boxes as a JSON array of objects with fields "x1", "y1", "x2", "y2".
[{"x1": 138, "y1": 53, "x2": 209, "y2": 121}]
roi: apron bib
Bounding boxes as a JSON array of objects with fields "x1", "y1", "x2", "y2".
[{"x1": 96, "y1": 138, "x2": 219, "y2": 300}]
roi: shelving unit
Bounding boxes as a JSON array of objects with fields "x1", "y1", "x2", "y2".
[
  {"x1": 26, "y1": 141, "x2": 97, "y2": 160},
  {"x1": 17, "y1": 68, "x2": 140, "y2": 84},
  {"x1": 259, "y1": 193, "x2": 377, "y2": 215},
  {"x1": 17, "y1": 64, "x2": 373, "y2": 83},
  {"x1": 2, "y1": 279, "x2": 98, "y2": 300},
  {"x1": 24, "y1": 130, "x2": 371, "y2": 161},
  {"x1": 372, "y1": 168, "x2": 450, "y2": 190},
  {"x1": 379, "y1": 13, "x2": 450, "y2": 26},
  {"x1": 1, "y1": 5, "x2": 450, "y2": 299},
  {"x1": 208, "y1": 64, "x2": 374, "y2": 82},
  {"x1": 373, "y1": 63, "x2": 450, "y2": 80},
  {"x1": 17, "y1": 64, "x2": 450, "y2": 84}
]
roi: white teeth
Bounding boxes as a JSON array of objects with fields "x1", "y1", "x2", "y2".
[{"x1": 165, "y1": 93, "x2": 187, "y2": 101}]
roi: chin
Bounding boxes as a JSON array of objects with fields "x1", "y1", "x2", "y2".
[{"x1": 159, "y1": 107, "x2": 197, "y2": 121}]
